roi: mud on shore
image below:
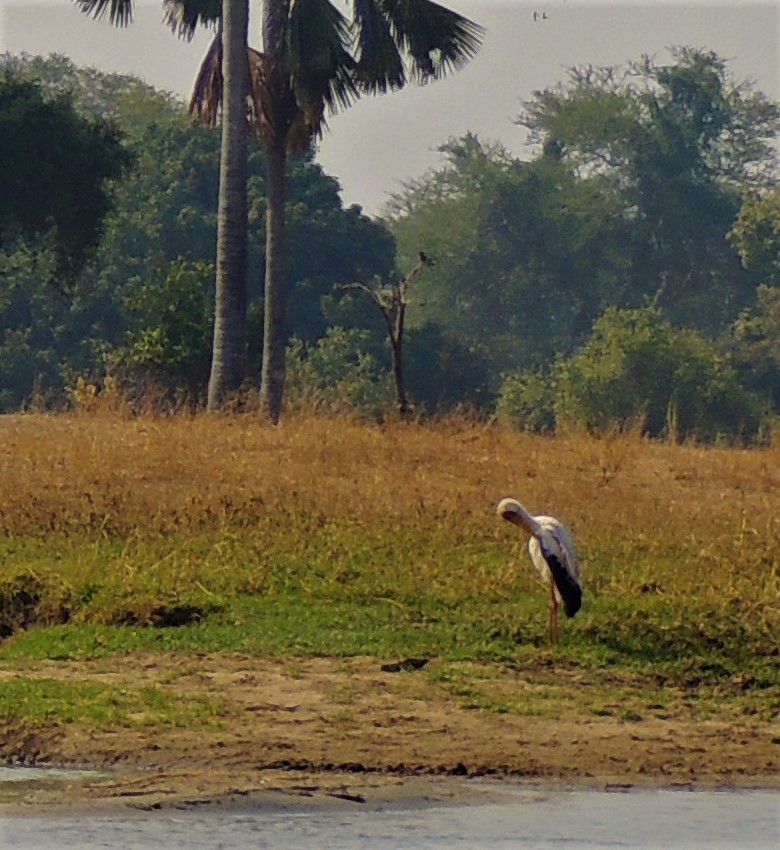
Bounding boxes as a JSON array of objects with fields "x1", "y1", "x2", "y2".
[{"x1": 0, "y1": 654, "x2": 777, "y2": 813}]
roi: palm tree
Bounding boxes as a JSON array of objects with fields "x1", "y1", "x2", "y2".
[
  {"x1": 250, "y1": 0, "x2": 484, "y2": 422},
  {"x1": 75, "y1": 0, "x2": 250, "y2": 409},
  {"x1": 183, "y1": 0, "x2": 251, "y2": 408}
]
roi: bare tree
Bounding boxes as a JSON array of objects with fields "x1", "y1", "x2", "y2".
[{"x1": 342, "y1": 253, "x2": 435, "y2": 418}]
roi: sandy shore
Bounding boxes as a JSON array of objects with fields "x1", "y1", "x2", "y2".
[{"x1": 1, "y1": 654, "x2": 777, "y2": 814}]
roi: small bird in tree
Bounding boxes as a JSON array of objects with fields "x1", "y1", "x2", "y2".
[{"x1": 497, "y1": 497, "x2": 582, "y2": 644}]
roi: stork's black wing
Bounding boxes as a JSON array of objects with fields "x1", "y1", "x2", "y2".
[{"x1": 542, "y1": 550, "x2": 582, "y2": 618}]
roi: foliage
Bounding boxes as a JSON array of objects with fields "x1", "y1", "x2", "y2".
[
  {"x1": 728, "y1": 189, "x2": 780, "y2": 287},
  {"x1": 0, "y1": 73, "x2": 129, "y2": 283},
  {"x1": 0, "y1": 52, "x2": 186, "y2": 133},
  {"x1": 387, "y1": 50, "x2": 778, "y2": 433},
  {"x1": 521, "y1": 48, "x2": 779, "y2": 187},
  {"x1": 285, "y1": 327, "x2": 392, "y2": 415},
  {"x1": 517, "y1": 48, "x2": 779, "y2": 333},
  {"x1": 110, "y1": 259, "x2": 215, "y2": 398},
  {"x1": 496, "y1": 368, "x2": 556, "y2": 433},
  {"x1": 244, "y1": 0, "x2": 484, "y2": 421},
  {"x1": 723, "y1": 284, "x2": 780, "y2": 410},
  {"x1": 281, "y1": 163, "x2": 396, "y2": 343},
  {"x1": 403, "y1": 321, "x2": 493, "y2": 413},
  {"x1": 553, "y1": 308, "x2": 767, "y2": 441},
  {"x1": 390, "y1": 135, "x2": 631, "y2": 379},
  {"x1": 2, "y1": 51, "x2": 778, "y2": 438},
  {"x1": 0, "y1": 247, "x2": 82, "y2": 411},
  {"x1": 0, "y1": 56, "x2": 394, "y2": 410}
]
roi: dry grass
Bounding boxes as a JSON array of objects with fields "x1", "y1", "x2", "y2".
[{"x1": 1, "y1": 409, "x2": 776, "y2": 548}]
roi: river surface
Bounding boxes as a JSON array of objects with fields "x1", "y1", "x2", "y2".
[{"x1": 1, "y1": 784, "x2": 778, "y2": 849}]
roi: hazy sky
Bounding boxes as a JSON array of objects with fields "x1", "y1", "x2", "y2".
[{"x1": 1, "y1": 1, "x2": 777, "y2": 216}]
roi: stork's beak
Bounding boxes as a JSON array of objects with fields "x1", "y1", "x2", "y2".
[{"x1": 500, "y1": 510, "x2": 524, "y2": 527}]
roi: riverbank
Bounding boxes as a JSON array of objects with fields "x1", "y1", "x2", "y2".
[
  {"x1": 1, "y1": 652, "x2": 777, "y2": 814},
  {"x1": 0, "y1": 414, "x2": 777, "y2": 813}
]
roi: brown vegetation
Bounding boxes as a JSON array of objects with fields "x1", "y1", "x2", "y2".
[{"x1": 1, "y1": 410, "x2": 777, "y2": 540}]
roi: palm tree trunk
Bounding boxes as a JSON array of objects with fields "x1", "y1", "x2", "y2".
[
  {"x1": 258, "y1": 0, "x2": 291, "y2": 423},
  {"x1": 259, "y1": 137, "x2": 288, "y2": 423},
  {"x1": 207, "y1": 0, "x2": 249, "y2": 410}
]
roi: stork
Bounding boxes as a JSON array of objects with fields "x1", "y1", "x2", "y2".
[{"x1": 497, "y1": 497, "x2": 582, "y2": 643}]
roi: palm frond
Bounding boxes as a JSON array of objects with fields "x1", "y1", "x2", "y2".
[
  {"x1": 188, "y1": 33, "x2": 223, "y2": 128},
  {"x1": 285, "y1": 0, "x2": 360, "y2": 122},
  {"x1": 353, "y1": 0, "x2": 405, "y2": 93},
  {"x1": 162, "y1": 0, "x2": 221, "y2": 41},
  {"x1": 188, "y1": 39, "x2": 271, "y2": 145},
  {"x1": 249, "y1": 51, "x2": 305, "y2": 151},
  {"x1": 251, "y1": 50, "x2": 322, "y2": 152},
  {"x1": 73, "y1": 0, "x2": 134, "y2": 26},
  {"x1": 377, "y1": 0, "x2": 483, "y2": 83}
]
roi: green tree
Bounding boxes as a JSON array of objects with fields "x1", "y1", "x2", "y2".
[
  {"x1": 0, "y1": 249, "x2": 61, "y2": 410},
  {"x1": 77, "y1": 0, "x2": 483, "y2": 420},
  {"x1": 0, "y1": 52, "x2": 186, "y2": 134},
  {"x1": 74, "y1": 0, "x2": 250, "y2": 408},
  {"x1": 725, "y1": 192, "x2": 779, "y2": 409},
  {"x1": 285, "y1": 326, "x2": 391, "y2": 416},
  {"x1": 390, "y1": 134, "x2": 631, "y2": 383},
  {"x1": 724, "y1": 285, "x2": 780, "y2": 411},
  {"x1": 728, "y1": 189, "x2": 780, "y2": 287},
  {"x1": 110, "y1": 259, "x2": 215, "y2": 399},
  {"x1": 552, "y1": 307, "x2": 766, "y2": 442},
  {"x1": 496, "y1": 368, "x2": 556, "y2": 434},
  {"x1": 0, "y1": 59, "x2": 394, "y2": 410},
  {"x1": 518, "y1": 48, "x2": 779, "y2": 333},
  {"x1": 0, "y1": 75, "x2": 129, "y2": 283}
]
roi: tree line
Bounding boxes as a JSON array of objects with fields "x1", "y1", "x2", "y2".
[{"x1": 1, "y1": 45, "x2": 778, "y2": 442}]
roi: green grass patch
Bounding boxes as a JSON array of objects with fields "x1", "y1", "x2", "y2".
[
  {"x1": 0, "y1": 527, "x2": 777, "y2": 714},
  {"x1": 0, "y1": 677, "x2": 223, "y2": 728}
]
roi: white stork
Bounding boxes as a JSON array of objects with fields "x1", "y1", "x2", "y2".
[{"x1": 497, "y1": 497, "x2": 582, "y2": 644}]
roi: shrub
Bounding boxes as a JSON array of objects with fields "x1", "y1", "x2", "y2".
[
  {"x1": 108, "y1": 259, "x2": 215, "y2": 400},
  {"x1": 285, "y1": 327, "x2": 393, "y2": 416},
  {"x1": 724, "y1": 284, "x2": 780, "y2": 411},
  {"x1": 553, "y1": 307, "x2": 767, "y2": 441},
  {"x1": 496, "y1": 368, "x2": 556, "y2": 433}
]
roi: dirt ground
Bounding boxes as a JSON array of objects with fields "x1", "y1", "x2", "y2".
[{"x1": 0, "y1": 654, "x2": 778, "y2": 814}]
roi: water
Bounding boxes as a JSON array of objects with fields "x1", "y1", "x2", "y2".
[
  {"x1": 1, "y1": 785, "x2": 778, "y2": 849},
  {"x1": 0, "y1": 766, "x2": 104, "y2": 783}
]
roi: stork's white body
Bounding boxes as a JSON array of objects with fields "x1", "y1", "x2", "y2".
[
  {"x1": 526, "y1": 515, "x2": 580, "y2": 598},
  {"x1": 497, "y1": 497, "x2": 582, "y2": 643}
]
